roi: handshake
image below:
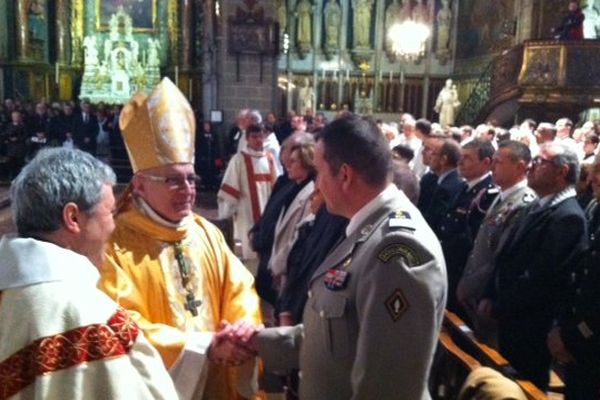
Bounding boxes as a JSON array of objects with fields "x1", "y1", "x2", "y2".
[{"x1": 207, "y1": 320, "x2": 263, "y2": 367}]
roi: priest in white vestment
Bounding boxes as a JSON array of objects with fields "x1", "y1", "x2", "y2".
[
  {"x1": 219, "y1": 124, "x2": 278, "y2": 273},
  {"x1": 0, "y1": 148, "x2": 178, "y2": 400}
]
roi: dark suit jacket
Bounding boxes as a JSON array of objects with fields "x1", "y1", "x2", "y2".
[
  {"x1": 278, "y1": 207, "x2": 348, "y2": 323},
  {"x1": 438, "y1": 174, "x2": 498, "y2": 312},
  {"x1": 490, "y1": 195, "x2": 587, "y2": 388},
  {"x1": 420, "y1": 169, "x2": 467, "y2": 234},
  {"x1": 73, "y1": 113, "x2": 99, "y2": 155},
  {"x1": 558, "y1": 205, "x2": 600, "y2": 374}
]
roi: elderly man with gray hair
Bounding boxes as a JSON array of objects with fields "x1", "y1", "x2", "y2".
[
  {"x1": 479, "y1": 142, "x2": 587, "y2": 390},
  {"x1": 0, "y1": 148, "x2": 178, "y2": 399}
]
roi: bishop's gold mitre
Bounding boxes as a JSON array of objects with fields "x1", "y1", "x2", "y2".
[{"x1": 120, "y1": 77, "x2": 196, "y2": 172}]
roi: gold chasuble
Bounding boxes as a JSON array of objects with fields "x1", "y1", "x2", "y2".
[{"x1": 99, "y1": 200, "x2": 262, "y2": 399}]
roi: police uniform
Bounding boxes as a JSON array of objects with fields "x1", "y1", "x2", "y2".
[
  {"x1": 437, "y1": 173, "x2": 498, "y2": 313},
  {"x1": 257, "y1": 185, "x2": 447, "y2": 400}
]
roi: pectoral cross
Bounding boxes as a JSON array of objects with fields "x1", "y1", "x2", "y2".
[{"x1": 185, "y1": 292, "x2": 202, "y2": 317}]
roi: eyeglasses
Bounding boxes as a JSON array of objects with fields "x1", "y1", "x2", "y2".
[
  {"x1": 140, "y1": 173, "x2": 201, "y2": 189},
  {"x1": 531, "y1": 156, "x2": 557, "y2": 167}
]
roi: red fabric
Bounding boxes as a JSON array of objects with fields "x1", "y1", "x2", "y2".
[{"x1": 0, "y1": 308, "x2": 139, "y2": 400}]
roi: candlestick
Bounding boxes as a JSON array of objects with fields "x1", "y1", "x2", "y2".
[
  {"x1": 175, "y1": 66, "x2": 179, "y2": 86},
  {"x1": 55, "y1": 63, "x2": 59, "y2": 85},
  {"x1": 188, "y1": 78, "x2": 192, "y2": 101}
]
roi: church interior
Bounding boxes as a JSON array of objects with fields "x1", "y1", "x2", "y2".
[
  {"x1": 2, "y1": 0, "x2": 600, "y2": 128},
  {"x1": 2, "y1": 0, "x2": 600, "y2": 398}
]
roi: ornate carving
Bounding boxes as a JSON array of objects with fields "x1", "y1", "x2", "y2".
[
  {"x1": 168, "y1": 0, "x2": 179, "y2": 64},
  {"x1": 520, "y1": 47, "x2": 560, "y2": 86}
]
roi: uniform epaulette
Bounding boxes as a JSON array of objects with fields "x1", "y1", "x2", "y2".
[{"x1": 388, "y1": 210, "x2": 416, "y2": 231}]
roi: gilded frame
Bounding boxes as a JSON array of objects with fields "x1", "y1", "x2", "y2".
[{"x1": 95, "y1": 0, "x2": 158, "y2": 32}]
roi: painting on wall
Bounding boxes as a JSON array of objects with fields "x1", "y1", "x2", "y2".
[
  {"x1": 455, "y1": 0, "x2": 515, "y2": 59},
  {"x1": 96, "y1": 0, "x2": 157, "y2": 31}
]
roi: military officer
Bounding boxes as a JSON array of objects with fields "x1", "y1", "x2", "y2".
[
  {"x1": 548, "y1": 154, "x2": 600, "y2": 399},
  {"x1": 457, "y1": 141, "x2": 536, "y2": 342},
  {"x1": 437, "y1": 138, "x2": 498, "y2": 314},
  {"x1": 222, "y1": 114, "x2": 447, "y2": 399}
]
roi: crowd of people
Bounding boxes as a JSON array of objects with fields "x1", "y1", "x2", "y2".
[
  {"x1": 2, "y1": 74, "x2": 600, "y2": 400},
  {"x1": 0, "y1": 98, "x2": 120, "y2": 180}
]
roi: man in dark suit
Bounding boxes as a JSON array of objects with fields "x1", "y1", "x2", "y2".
[
  {"x1": 479, "y1": 143, "x2": 587, "y2": 390},
  {"x1": 548, "y1": 154, "x2": 600, "y2": 399},
  {"x1": 438, "y1": 139, "x2": 498, "y2": 314},
  {"x1": 74, "y1": 100, "x2": 99, "y2": 156},
  {"x1": 419, "y1": 137, "x2": 466, "y2": 234}
]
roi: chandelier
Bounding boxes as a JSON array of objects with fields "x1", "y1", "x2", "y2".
[{"x1": 387, "y1": 20, "x2": 431, "y2": 60}]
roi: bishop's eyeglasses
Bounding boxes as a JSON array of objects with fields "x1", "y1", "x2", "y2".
[{"x1": 139, "y1": 173, "x2": 201, "y2": 189}]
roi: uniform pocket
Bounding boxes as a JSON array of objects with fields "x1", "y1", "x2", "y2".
[{"x1": 313, "y1": 294, "x2": 350, "y2": 360}]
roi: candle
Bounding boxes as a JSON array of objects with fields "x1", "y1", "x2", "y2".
[
  {"x1": 175, "y1": 66, "x2": 179, "y2": 86},
  {"x1": 188, "y1": 78, "x2": 192, "y2": 101},
  {"x1": 389, "y1": 70, "x2": 393, "y2": 82},
  {"x1": 379, "y1": 70, "x2": 383, "y2": 81},
  {"x1": 346, "y1": 69, "x2": 350, "y2": 80},
  {"x1": 55, "y1": 63, "x2": 59, "y2": 85},
  {"x1": 400, "y1": 70, "x2": 405, "y2": 85},
  {"x1": 322, "y1": 69, "x2": 326, "y2": 79}
]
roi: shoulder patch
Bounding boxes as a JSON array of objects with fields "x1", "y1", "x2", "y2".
[
  {"x1": 388, "y1": 210, "x2": 416, "y2": 231},
  {"x1": 385, "y1": 289, "x2": 410, "y2": 322},
  {"x1": 378, "y1": 243, "x2": 421, "y2": 266}
]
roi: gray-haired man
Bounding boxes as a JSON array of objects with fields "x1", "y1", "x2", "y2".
[{"x1": 0, "y1": 148, "x2": 177, "y2": 399}]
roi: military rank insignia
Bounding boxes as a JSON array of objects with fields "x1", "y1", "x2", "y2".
[
  {"x1": 377, "y1": 243, "x2": 421, "y2": 267},
  {"x1": 388, "y1": 210, "x2": 416, "y2": 231},
  {"x1": 324, "y1": 268, "x2": 350, "y2": 291},
  {"x1": 385, "y1": 289, "x2": 409, "y2": 322}
]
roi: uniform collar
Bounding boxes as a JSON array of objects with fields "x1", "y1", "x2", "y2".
[{"x1": 346, "y1": 184, "x2": 398, "y2": 238}]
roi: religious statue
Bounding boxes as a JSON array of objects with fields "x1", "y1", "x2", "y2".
[
  {"x1": 297, "y1": 77, "x2": 315, "y2": 115},
  {"x1": 147, "y1": 38, "x2": 160, "y2": 67},
  {"x1": 296, "y1": 0, "x2": 312, "y2": 56},
  {"x1": 413, "y1": 0, "x2": 429, "y2": 24},
  {"x1": 583, "y1": 0, "x2": 600, "y2": 38},
  {"x1": 353, "y1": 0, "x2": 374, "y2": 48},
  {"x1": 276, "y1": 0, "x2": 287, "y2": 38},
  {"x1": 434, "y1": 79, "x2": 460, "y2": 128},
  {"x1": 83, "y1": 35, "x2": 99, "y2": 66},
  {"x1": 28, "y1": 0, "x2": 46, "y2": 41},
  {"x1": 324, "y1": 0, "x2": 342, "y2": 49},
  {"x1": 436, "y1": 0, "x2": 452, "y2": 60}
]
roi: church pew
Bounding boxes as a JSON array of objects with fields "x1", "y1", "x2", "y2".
[{"x1": 443, "y1": 311, "x2": 563, "y2": 397}]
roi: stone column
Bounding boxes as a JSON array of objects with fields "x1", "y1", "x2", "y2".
[
  {"x1": 55, "y1": 0, "x2": 68, "y2": 63},
  {"x1": 16, "y1": 0, "x2": 29, "y2": 60},
  {"x1": 181, "y1": 0, "x2": 193, "y2": 68}
]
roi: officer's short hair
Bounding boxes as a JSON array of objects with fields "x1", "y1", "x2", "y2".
[
  {"x1": 415, "y1": 118, "x2": 432, "y2": 136},
  {"x1": 318, "y1": 114, "x2": 392, "y2": 186},
  {"x1": 440, "y1": 139, "x2": 462, "y2": 168},
  {"x1": 463, "y1": 138, "x2": 495, "y2": 161},
  {"x1": 498, "y1": 140, "x2": 532, "y2": 164}
]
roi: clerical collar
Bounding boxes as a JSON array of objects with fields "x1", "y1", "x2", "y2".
[
  {"x1": 133, "y1": 194, "x2": 191, "y2": 229},
  {"x1": 346, "y1": 184, "x2": 398, "y2": 237},
  {"x1": 466, "y1": 172, "x2": 490, "y2": 190},
  {"x1": 243, "y1": 147, "x2": 266, "y2": 157}
]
